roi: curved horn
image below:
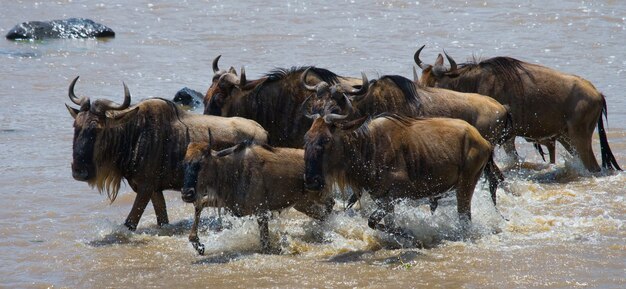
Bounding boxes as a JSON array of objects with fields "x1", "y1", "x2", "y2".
[
  {"x1": 96, "y1": 82, "x2": 132, "y2": 112},
  {"x1": 443, "y1": 49, "x2": 457, "y2": 72},
  {"x1": 212, "y1": 55, "x2": 221, "y2": 73},
  {"x1": 344, "y1": 72, "x2": 368, "y2": 96},
  {"x1": 323, "y1": 112, "x2": 349, "y2": 124},
  {"x1": 239, "y1": 66, "x2": 246, "y2": 87},
  {"x1": 300, "y1": 94, "x2": 320, "y2": 119},
  {"x1": 68, "y1": 76, "x2": 90, "y2": 108},
  {"x1": 301, "y1": 67, "x2": 318, "y2": 91},
  {"x1": 414, "y1": 45, "x2": 428, "y2": 69}
]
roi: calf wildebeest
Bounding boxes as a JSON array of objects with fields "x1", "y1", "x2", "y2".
[
  {"x1": 204, "y1": 55, "x2": 361, "y2": 147},
  {"x1": 302, "y1": 103, "x2": 502, "y2": 240},
  {"x1": 415, "y1": 45, "x2": 621, "y2": 172},
  {"x1": 302, "y1": 68, "x2": 513, "y2": 148},
  {"x1": 181, "y1": 136, "x2": 334, "y2": 255},
  {"x1": 65, "y1": 77, "x2": 268, "y2": 230}
]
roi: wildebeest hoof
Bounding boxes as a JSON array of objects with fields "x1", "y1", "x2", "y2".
[{"x1": 192, "y1": 242, "x2": 205, "y2": 255}]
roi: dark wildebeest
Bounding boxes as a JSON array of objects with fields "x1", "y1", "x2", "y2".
[
  {"x1": 414, "y1": 45, "x2": 621, "y2": 172},
  {"x1": 181, "y1": 136, "x2": 334, "y2": 255},
  {"x1": 302, "y1": 68, "x2": 513, "y2": 149},
  {"x1": 303, "y1": 103, "x2": 502, "y2": 240},
  {"x1": 303, "y1": 70, "x2": 506, "y2": 210},
  {"x1": 204, "y1": 55, "x2": 361, "y2": 147},
  {"x1": 65, "y1": 77, "x2": 268, "y2": 230}
]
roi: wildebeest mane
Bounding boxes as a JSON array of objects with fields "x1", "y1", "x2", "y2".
[
  {"x1": 263, "y1": 66, "x2": 340, "y2": 84},
  {"x1": 377, "y1": 75, "x2": 421, "y2": 109},
  {"x1": 460, "y1": 56, "x2": 533, "y2": 94},
  {"x1": 93, "y1": 98, "x2": 188, "y2": 202}
]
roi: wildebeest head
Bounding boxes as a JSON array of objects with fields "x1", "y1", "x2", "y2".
[
  {"x1": 181, "y1": 136, "x2": 212, "y2": 203},
  {"x1": 302, "y1": 93, "x2": 369, "y2": 191},
  {"x1": 204, "y1": 55, "x2": 263, "y2": 115},
  {"x1": 65, "y1": 76, "x2": 139, "y2": 183},
  {"x1": 414, "y1": 45, "x2": 461, "y2": 87},
  {"x1": 301, "y1": 67, "x2": 369, "y2": 116}
]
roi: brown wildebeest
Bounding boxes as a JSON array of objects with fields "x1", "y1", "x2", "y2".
[
  {"x1": 303, "y1": 70, "x2": 506, "y2": 210},
  {"x1": 302, "y1": 104, "x2": 502, "y2": 240},
  {"x1": 204, "y1": 55, "x2": 361, "y2": 147},
  {"x1": 65, "y1": 76, "x2": 268, "y2": 230},
  {"x1": 414, "y1": 45, "x2": 621, "y2": 172},
  {"x1": 181, "y1": 136, "x2": 334, "y2": 255},
  {"x1": 302, "y1": 68, "x2": 513, "y2": 149}
]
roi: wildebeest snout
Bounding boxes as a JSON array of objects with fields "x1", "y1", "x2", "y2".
[
  {"x1": 304, "y1": 174, "x2": 324, "y2": 191},
  {"x1": 181, "y1": 187, "x2": 197, "y2": 203}
]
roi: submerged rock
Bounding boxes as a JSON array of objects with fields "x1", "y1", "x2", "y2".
[
  {"x1": 173, "y1": 87, "x2": 204, "y2": 109},
  {"x1": 6, "y1": 18, "x2": 115, "y2": 40}
]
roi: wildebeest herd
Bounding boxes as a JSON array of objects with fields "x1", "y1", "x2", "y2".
[{"x1": 66, "y1": 46, "x2": 621, "y2": 255}]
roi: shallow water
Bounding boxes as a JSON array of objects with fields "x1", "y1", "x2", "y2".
[{"x1": 0, "y1": 1, "x2": 624, "y2": 288}]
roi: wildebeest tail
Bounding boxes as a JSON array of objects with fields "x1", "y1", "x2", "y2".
[
  {"x1": 483, "y1": 151, "x2": 504, "y2": 206},
  {"x1": 598, "y1": 94, "x2": 621, "y2": 170},
  {"x1": 499, "y1": 104, "x2": 515, "y2": 145}
]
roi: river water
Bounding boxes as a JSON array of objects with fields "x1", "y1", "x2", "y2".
[{"x1": 0, "y1": 1, "x2": 624, "y2": 288}]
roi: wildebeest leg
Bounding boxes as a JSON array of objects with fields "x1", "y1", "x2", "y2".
[
  {"x1": 257, "y1": 211, "x2": 271, "y2": 253},
  {"x1": 502, "y1": 137, "x2": 520, "y2": 162},
  {"x1": 571, "y1": 131, "x2": 601, "y2": 172},
  {"x1": 151, "y1": 191, "x2": 169, "y2": 227},
  {"x1": 546, "y1": 141, "x2": 556, "y2": 164},
  {"x1": 124, "y1": 192, "x2": 152, "y2": 231},
  {"x1": 189, "y1": 204, "x2": 205, "y2": 255},
  {"x1": 368, "y1": 199, "x2": 413, "y2": 240}
]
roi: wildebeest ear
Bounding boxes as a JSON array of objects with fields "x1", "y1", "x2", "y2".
[
  {"x1": 434, "y1": 54, "x2": 444, "y2": 66},
  {"x1": 337, "y1": 115, "x2": 369, "y2": 132},
  {"x1": 228, "y1": 66, "x2": 237, "y2": 75},
  {"x1": 106, "y1": 106, "x2": 139, "y2": 125},
  {"x1": 65, "y1": 103, "x2": 79, "y2": 119}
]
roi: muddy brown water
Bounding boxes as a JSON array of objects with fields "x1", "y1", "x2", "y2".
[{"x1": 0, "y1": 1, "x2": 624, "y2": 288}]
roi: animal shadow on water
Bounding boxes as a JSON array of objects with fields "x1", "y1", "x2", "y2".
[
  {"x1": 326, "y1": 250, "x2": 424, "y2": 266},
  {"x1": 86, "y1": 215, "x2": 230, "y2": 247}
]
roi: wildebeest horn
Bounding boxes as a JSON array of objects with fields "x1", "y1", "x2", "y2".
[
  {"x1": 301, "y1": 67, "x2": 318, "y2": 92},
  {"x1": 414, "y1": 45, "x2": 429, "y2": 69},
  {"x1": 323, "y1": 112, "x2": 349, "y2": 124},
  {"x1": 239, "y1": 66, "x2": 247, "y2": 87},
  {"x1": 68, "y1": 76, "x2": 90, "y2": 109},
  {"x1": 101, "y1": 82, "x2": 132, "y2": 111},
  {"x1": 212, "y1": 55, "x2": 221, "y2": 73},
  {"x1": 344, "y1": 72, "x2": 369, "y2": 97},
  {"x1": 300, "y1": 94, "x2": 320, "y2": 120},
  {"x1": 443, "y1": 49, "x2": 457, "y2": 72}
]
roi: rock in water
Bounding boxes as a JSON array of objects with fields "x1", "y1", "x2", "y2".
[
  {"x1": 173, "y1": 87, "x2": 204, "y2": 109},
  {"x1": 6, "y1": 18, "x2": 115, "y2": 40}
]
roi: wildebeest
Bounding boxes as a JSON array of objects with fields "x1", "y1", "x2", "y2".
[
  {"x1": 65, "y1": 77, "x2": 268, "y2": 230},
  {"x1": 204, "y1": 55, "x2": 361, "y2": 147},
  {"x1": 181, "y1": 136, "x2": 335, "y2": 255},
  {"x1": 302, "y1": 104, "x2": 502, "y2": 239},
  {"x1": 302, "y1": 68, "x2": 513, "y2": 149},
  {"x1": 415, "y1": 45, "x2": 621, "y2": 172}
]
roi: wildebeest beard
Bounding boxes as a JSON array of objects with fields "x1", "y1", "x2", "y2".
[{"x1": 88, "y1": 98, "x2": 185, "y2": 203}]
